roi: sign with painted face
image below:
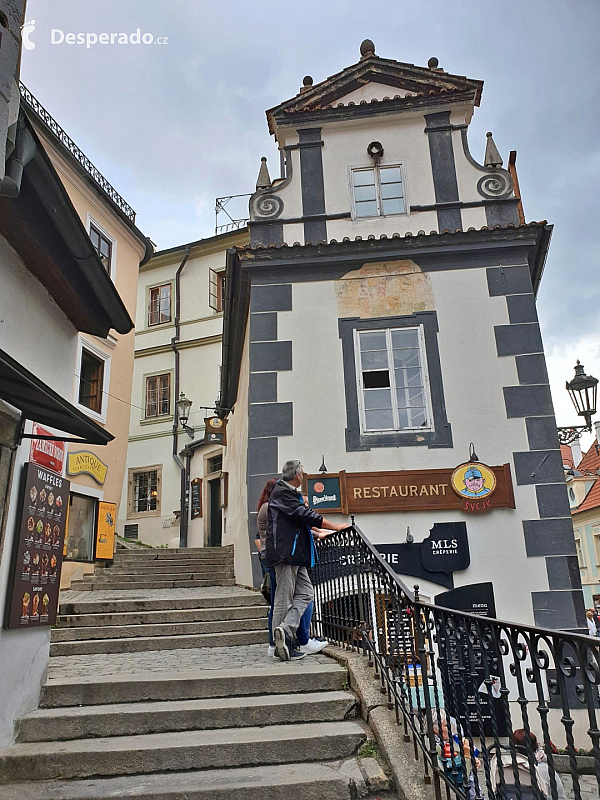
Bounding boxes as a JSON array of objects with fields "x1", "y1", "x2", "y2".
[
  {"x1": 204, "y1": 417, "x2": 227, "y2": 445},
  {"x1": 450, "y1": 462, "x2": 499, "y2": 513}
]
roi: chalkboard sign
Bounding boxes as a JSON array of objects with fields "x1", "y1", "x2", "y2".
[
  {"x1": 191, "y1": 478, "x2": 202, "y2": 519},
  {"x1": 304, "y1": 473, "x2": 346, "y2": 514}
]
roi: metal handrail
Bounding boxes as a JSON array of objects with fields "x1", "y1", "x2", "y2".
[
  {"x1": 19, "y1": 82, "x2": 136, "y2": 222},
  {"x1": 312, "y1": 523, "x2": 600, "y2": 800}
]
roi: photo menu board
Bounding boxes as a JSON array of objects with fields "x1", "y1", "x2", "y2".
[{"x1": 4, "y1": 462, "x2": 70, "y2": 630}]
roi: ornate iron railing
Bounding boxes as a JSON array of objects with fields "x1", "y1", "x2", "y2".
[
  {"x1": 19, "y1": 82, "x2": 136, "y2": 222},
  {"x1": 312, "y1": 523, "x2": 600, "y2": 800}
]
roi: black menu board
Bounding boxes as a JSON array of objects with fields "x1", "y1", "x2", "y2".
[{"x1": 4, "y1": 462, "x2": 70, "y2": 629}]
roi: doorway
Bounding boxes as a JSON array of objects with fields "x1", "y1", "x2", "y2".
[{"x1": 204, "y1": 451, "x2": 223, "y2": 547}]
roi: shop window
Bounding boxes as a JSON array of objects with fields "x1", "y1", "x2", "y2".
[
  {"x1": 78, "y1": 349, "x2": 104, "y2": 415},
  {"x1": 145, "y1": 373, "x2": 171, "y2": 418},
  {"x1": 209, "y1": 269, "x2": 226, "y2": 312},
  {"x1": 148, "y1": 283, "x2": 172, "y2": 326},
  {"x1": 127, "y1": 466, "x2": 161, "y2": 518},
  {"x1": 339, "y1": 312, "x2": 452, "y2": 452},
  {"x1": 89, "y1": 223, "x2": 113, "y2": 276},
  {"x1": 64, "y1": 493, "x2": 96, "y2": 562},
  {"x1": 351, "y1": 164, "x2": 405, "y2": 219}
]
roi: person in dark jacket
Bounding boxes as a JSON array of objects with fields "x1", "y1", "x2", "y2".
[{"x1": 265, "y1": 459, "x2": 347, "y2": 661}]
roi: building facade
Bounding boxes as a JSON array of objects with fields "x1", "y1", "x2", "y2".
[
  {"x1": 219, "y1": 41, "x2": 584, "y2": 630},
  {"x1": 118, "y1": 228, "x2": 248, "y2": 552}
]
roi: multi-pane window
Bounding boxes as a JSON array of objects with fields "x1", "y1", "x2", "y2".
[
  {"x1": 148, "y1": 284, "x2": 171, "y2": 326},
  {"x1": 145, "y1": 374, "x2": 171, "y2": 418},
  {"x1": 78, "y1": 349, "x2": 104, "y2": 414},
  {"x1": 133, "y1": 470, "x2": 158, "y2": 513},
  {"x1": 89, "y1": 224, "x2": 113, "y2": 275},
  {"x1": 357, "y1": 327, "x2": 430, "y2": 432},
  {"x1": 593, "y1": 526, "x2": 600, "y2": 565},
  {"x1": 209, "y1": 269, "x2": 226, "y2": 312},
  {"x1": 352, "y1": 165, "x2": 405, "y2": 218}
]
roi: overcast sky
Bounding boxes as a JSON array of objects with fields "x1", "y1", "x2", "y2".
[{"x1": 21, "y1": 0, "x2": 600, "y2": 446}]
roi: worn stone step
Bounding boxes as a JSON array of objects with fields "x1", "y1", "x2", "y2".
[
  {"x1": 0, "y1": 761, "x2": 354, "y2": 799},
  {"x1": 56, "y1": 605, "x2": 268, "y2": 628},
  {"x1": 105, "y1": 562, "x2": 233, "y2": 574},
  {"x1": 18, "y1": 690, "x2": 357, "y2": 741},
  {"x1": 68, "y1": 579, "x2": 237, "y2": 590},
  {"x1": 52, "y1": 617, "x2": 268, "y2": 642},
  {"x1": 0, "y1": 721, "x2": 366, "y2": 781},
  {"x1": 59, "y1": 592, "x2": 265, "y2": 616},
  {"x1": 50, "y1": 628, "x2": 268, "y2": 656},
  {"x1": 41, "y1": 663, "x2": 347, "y2": 708},
  {"x1": 114, "y1": 552, "x2": 233, "y2": 561},
  {"x1": 88, "y1": 571, "x2": 234, "y2": 582},
  {"x1": 114, "y1": 547, "x2": 231, "y2": 558}
]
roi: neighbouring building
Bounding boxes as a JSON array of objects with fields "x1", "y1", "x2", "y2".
[
  {"x1": 18, "y1": 86, "x2": 153, "y2": 588},
  {"x1": 0, "y1": 2, "x2": 137, "y2": 744},
  {"x1": 563, "y1": 426, "x2": 600, "y2": 608},
  {"x1": 118, "y1": 228, "x2": 248, "y2": 551},
  {"x1": 218, "y1": 41, "x2": 584, "y2": 630}
]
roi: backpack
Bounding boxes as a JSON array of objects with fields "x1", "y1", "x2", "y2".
[{"x1": 489, "y1": 751, "x2": 548, "y2": 800}]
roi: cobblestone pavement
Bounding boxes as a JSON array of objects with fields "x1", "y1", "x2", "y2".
[
  {"x1": 562, "y1": 773, "x2": 598, "y2": 800},
  {"x1": 59, "y1": 585, "x2": 257, "y2": 604}
]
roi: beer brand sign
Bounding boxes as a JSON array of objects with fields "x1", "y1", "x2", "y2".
[{"x1": 29, "y1": 424, "x2": 65, "y2": 476}]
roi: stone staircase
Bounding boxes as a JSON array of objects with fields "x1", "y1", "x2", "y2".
[
  {"x1": 0, "y1": 556, "x2": 383, "y2": 798},
  {"x1": 68, "y1": 546, "x2": 236, "y2": 591}
]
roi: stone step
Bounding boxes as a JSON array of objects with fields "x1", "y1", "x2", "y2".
[
  {"x1": 56, "y1": 604, "x2": 268, "y2": 628},
  {"x1": 18, "y1": 690, "x2": 357, "y2": 741},
  {"x1": 50, "y1": 628, "x2": 269, "y2": 656},
  {"x1": 41, "y1": 663, "x2": 347, "y2": 707},
  {"x1": 68, "y1": 578, "x2": 237, "y2": 590},
  {"x1": 59, "y1": 592, "x2": 265, "y2": 616},
  {"x1": 51, "y1": 616, "x2": 268, "y2": 641},
  {"x1": 0, "y1": 721, "x2": 366, "y2": 782},
  {"x1": 105, "y1": 562, "x2": 233, "y2": 573},
  {"x1": 88, "y1": 571, "x2": 234, "y2": 582},
  {"x1": 0, "y1": 761, "x2": 354, "y2": 799},
  {"x1": 114, "y1": 547, "x2": 232, "y2": 558}
]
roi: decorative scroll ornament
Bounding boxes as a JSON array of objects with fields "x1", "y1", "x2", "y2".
[
  {"x1": 477, "y1": 169, "x2": 513, "y2": 200},
  {"x1": 249, "y1": 191, "x2": 284, "y2": 220}
]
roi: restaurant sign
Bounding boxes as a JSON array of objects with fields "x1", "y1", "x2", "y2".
[{"x1": 66, "y1": 451, "x2": 108, "y2": 485}]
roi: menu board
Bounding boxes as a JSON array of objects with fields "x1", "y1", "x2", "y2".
[
  {"x1": 95, "y1": 502, "x2": 116, "y2": 560},
  {"x1": 191, "y1": 478, "x2": 202, "y2": 519},
  {"x1": 4, "y1": 462, "x2": 70, "y2": 630}
]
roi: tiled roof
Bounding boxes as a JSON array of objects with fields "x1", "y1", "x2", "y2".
[
  {"x1": 561, "y1": 444, "x2": 575, "y2": 469},
  {"x1": 572, "y1": 440, "x2": 600, "y2": 514}
]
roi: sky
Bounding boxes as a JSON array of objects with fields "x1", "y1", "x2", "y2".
[{"x1": 20, "y1": 0, "x2": 600, "y2": 446}]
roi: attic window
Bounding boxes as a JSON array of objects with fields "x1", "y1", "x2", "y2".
[{"x1": 351, "y1": 165, "x2": 405, "y2": 219}]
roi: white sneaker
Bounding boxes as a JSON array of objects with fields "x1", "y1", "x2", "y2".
[
  {"x1": 267, "y1": 645, "x2": 275, "y2": 658},
  {"x1": 299, "y1": 637, "x2": 328, "y2": 654}
]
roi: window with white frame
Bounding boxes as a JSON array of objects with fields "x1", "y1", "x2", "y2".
[
  {"x1": 75, "y1": 340, "x2": 110, "y2": 421},
  {"x1": 127, "y1": 466, "x2": 161, "y2": 517},
  {"x1": 351, "y1": 165, "x2": 405, "y2": 218},
  {"x1": 148, "y1": 283, "x2": 172, "y2": 327},
  {"x1": 89, "y1": 223, "x2": 113, "y2": 276},
  {"x1": 574, "y1": 531, "x2": 587, "y2": 578},
  {"x1": 356, "y1": 327, "x2": 430, "y2": 433},
  {"x1": 209, "y1": 269, "x2": 226, "y2": 312},
  {"x1": 593, "y1": 525, "x2": 600, "y2": 566},
  {"x1": 145, "y1": 373, "x2": 171, "y2": 418}
]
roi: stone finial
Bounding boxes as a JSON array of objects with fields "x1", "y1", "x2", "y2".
[
  {"x1": 256, "y1": 157, "x2": 271, "y2": 190},
  {"x1": 427, "y1": 57, "x2": 439, "y2": 69},
  {"x1": 300, "y1": 75, "x2": 313, "y2": 93},
  {"x1": 360, "y1": 39, "x2": 375, "y2": 58},
  {"x1": 484, "y1": 131, "x2": 503, "y2": 168}
]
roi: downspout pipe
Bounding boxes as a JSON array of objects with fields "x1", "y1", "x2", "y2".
[{"x1": 171, "y1": 244, "x2": 191, "y2": 547}]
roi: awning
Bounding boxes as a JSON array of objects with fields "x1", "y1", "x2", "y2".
[{"x1": 0, "y1": 348, "x2": 114, "y2": 445}]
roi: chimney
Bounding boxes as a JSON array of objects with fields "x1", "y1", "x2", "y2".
[{"x1": 571, "y1": 439, "x2": 583, "y2": 468}]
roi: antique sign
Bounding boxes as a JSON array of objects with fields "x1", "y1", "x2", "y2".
[
  {"x1": 191, "y1": 478, "x2": 202, "y2": 519},
  {"x1": 304, "y1": 473, "x2": 346, "y2": 514},
  {"x1": 67, "y1": 451, "x2": 108, "y2": 485},
  {"x1": 420, "y1": 522, "x2": 470, "y2": 574},
  {"x1": 95, "y1": 501, "x2": 116, "y2": 560},
  {"x1": 4, "y1": 462, "x2": 70, "y2": 630},
  {"x1": 29, "y1": 424, "x2": 65, "y2": 476},
  {"x1": 204, "y1": 417, "x2": 227, "y2": 446}
]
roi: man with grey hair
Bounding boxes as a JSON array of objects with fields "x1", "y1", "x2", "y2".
[{"x1": 265, "y1": 459, "x2": 348, "y2": 661}]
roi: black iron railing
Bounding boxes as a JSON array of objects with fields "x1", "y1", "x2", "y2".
[
  {"x1": 19, "y1": 83, "x2": 136, "y2": 222},
  {"x1": 312, "y1": 523, "x2": 600, "y2": 800}
]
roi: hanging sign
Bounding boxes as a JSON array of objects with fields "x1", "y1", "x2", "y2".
[
  {"x1": 450, "y1": 462, "x2": 500, "y2": 514},
  {"x1": 29, "y1": 424, "x2": 65, "y2": 476},
  {"x1": 95, "y1": 502, "x2": 116, "y2": 560},
  {"x1": 67, "y1": 451, "x2": 108, "y2": 485},
  {"x1": 4, "y1": 462, "x2": 70, "y2": 630},
  {"x1": 303, "y1": 473, "x2": 347, "y2": 514},
  {"x1": 420, "y1": 522, "x2": 470, "y2": 574},
  {"x1": 191, "y1": 478, "x2": 202, "y2": 519},
  {"x1": 204, "y1": 417, "x2": 227, "y2": 446}
]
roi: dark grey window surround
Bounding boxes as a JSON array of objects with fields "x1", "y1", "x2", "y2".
[{"x1": 339, "y1": 311, "x2": 452, "y2": 451}]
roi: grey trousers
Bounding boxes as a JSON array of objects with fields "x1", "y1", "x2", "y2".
[{"x1": 272, "y1": 564, "x2": 314, "y2": 639}]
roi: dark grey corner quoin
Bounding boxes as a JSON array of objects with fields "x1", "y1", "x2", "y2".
[{"x1": 488, "y1": 257, "x2": 584, "y2": 630}]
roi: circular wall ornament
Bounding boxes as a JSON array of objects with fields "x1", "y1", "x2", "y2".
[
  {"x1": 450, "y1": 462, "x2": 497, "y2": 500},
  {"x1": 250, "y1": 193, "x2": 284, "y2": 220},
  {"x1": 476, "y1": 171, "x2": 512, "y2": 200},
  {"x1": 367, "y1": 141, "x2": 384, "y2": 161}
]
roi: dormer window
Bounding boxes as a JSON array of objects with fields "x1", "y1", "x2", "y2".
[{"x1": 351, "y1": 165, "x2": 406, "y2": 219}]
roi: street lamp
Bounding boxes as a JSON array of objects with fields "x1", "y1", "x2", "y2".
[
  {"x1": 557, "y1": 361, "x2": 598, "y2": 445},
  {"x1": 176, "y1": 392, "x2": 195, "y2": 439}
]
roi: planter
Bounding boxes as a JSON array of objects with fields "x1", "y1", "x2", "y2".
[{"x1": 553, "y1": 754, "x2": 596, "y2": 775}]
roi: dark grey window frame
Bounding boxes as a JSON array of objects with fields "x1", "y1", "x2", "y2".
[{"x1": 339, "y1": 311, "x2": 452, "y2": 451}]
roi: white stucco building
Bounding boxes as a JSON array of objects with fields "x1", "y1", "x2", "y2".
[{"x1": 217, "y1": 41, "x2": 582, "y2": 630}]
